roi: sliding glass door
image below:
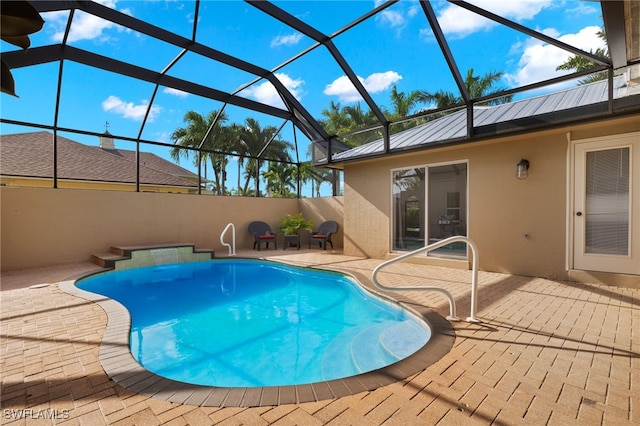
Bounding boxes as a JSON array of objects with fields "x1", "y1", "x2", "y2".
[{"x1": 392, "y1": 162, "x2": 468, "y2": 258}]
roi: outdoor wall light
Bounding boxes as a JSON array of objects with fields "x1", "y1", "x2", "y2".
[{"x1": 516, "y1": 159, "x2": 530, "y2": 180}]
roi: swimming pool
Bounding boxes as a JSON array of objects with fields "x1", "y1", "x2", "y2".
[{"x1": 76, "y1": 259, "x2": 431, "y2": 388}]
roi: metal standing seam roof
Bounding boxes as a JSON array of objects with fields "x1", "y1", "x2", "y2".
[
  {"x1": 0, "y1": 131, "x2": 198, "y2": 187},
  {"x1": 333, "y1": 75, "x2": 639, "y2": 161}
]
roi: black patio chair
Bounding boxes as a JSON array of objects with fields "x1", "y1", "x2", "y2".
[
  {"x1": 309, "y1": 221, "x2": 338, "y2": 250},
  {"x1": 248, "y1": 221, "x2": 277, "y2": 251}
]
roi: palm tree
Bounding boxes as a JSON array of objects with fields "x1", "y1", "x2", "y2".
[
  {"x1": 342, "y1": 103, "x2": 379, "y2": 129},
  {"x1": 310, "y1": 167, "x2": 335, "y2": 197},
  {"x1": 319, "y1": 101, "x2": 351, "y2": 135},
  {"x1": 388, "y1": 84, "x2": 423, "y2": 133},
  {"x1": 170, "y1": 110, "x2": 231, "y2": 195},
  {"x1": 319, "y1": 102, "x2": 381, "y2": 147},
  {"x1": 556, "y1": 27, "x2": 609, "y2": 85},
  {"x1": 389, "y1": 84, "x2": 421, "y2": 118},
  {"x1": 235, "y1": 118, "x2": 293, "y2": 196},
  {"x1": 417, "y1": 68, "x2": 513, "y2": 109},
  {"x1": 416, "y1": 90, "x2": 459, "y2": 110},
  {"x1": 303, "y1": 138, "x2": 345, "y2": 197},
  {"x1": 262, "y1": 162, "x2": 296, "y2": 198},
  {"x1": 228, "y1": 123, "x2": 249, "y2": 196},
  {"x1": 212, "y1": 125, "x2": 236, "y2": 195},
  {"x1": 293, "y1": 162, "x2": 313, "y2": 198},
  {"x1": 292, "y1": 163, "x2": 338, "y2": 198}
]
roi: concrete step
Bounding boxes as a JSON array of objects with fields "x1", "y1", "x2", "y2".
[
  {"x1": 90, "y1": 252, "x2": 128, "y2": 268},
  {"x1": 91, "y1": 244, "x2": 214, "y2": 269}
]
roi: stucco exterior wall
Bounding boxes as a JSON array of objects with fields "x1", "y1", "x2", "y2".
[
  {"x1": 342, "y1": 116, "x2": 640, "y2": 279},
  {"x1": 0, "y1": 187, "x2": 343, "y2": 271},
  {"x1": 299, "y1": 196, "x2": 344, "y2": 246}
]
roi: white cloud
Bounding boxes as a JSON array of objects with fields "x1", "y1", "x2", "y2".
[
  {"x1": 163, "y1": 87, "x2": 188, "y2": 98},
  {"x1": 565, "y1": 2, "x2": 599, "y2": 17},
  {"x1": 102, "y1": 95, "x2": 161, "y2": 121},
  {"x1": 271, "y1": 33, "x2": 303, "y2": 47},
  {"x1": 323, "y1": 71, "x2": 402, "y2": 103},
  {"x1": 374, "y1": 0, "x2": 420, "y2": 36},
  {"x1": 240, "y1": 73, "x2": 305, "y2": 108},
  {"x1": 153, "y1": 131, "x2": 172, "y2": 144},
  {"x1": 434, "y1": 5, "x2": 494, "y2": 38},
  {"x1": 435, "y1": 0, "x2": 552, "y2": 38},
  {"x1": 377, "y1": 9, "x2": 406, "y2": 28},
  {"x1": 505, "y1": 25, "x2": 606, "y2": 87},
  {"x1": 44, "y1": 0, "x2": 131, "y2": 43},
  {"x1": 365, "y1": 71, "x2": 403, "y2": 92}
]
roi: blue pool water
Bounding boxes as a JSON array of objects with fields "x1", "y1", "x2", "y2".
[{"x1": 77, "y1": 259, "x2": 431, "y2": 387}]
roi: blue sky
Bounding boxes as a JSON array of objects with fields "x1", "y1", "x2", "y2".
[{"x1": 0, "y1": 0, "x2": 605, "y2": 195}]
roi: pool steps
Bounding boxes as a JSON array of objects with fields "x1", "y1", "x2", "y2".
[
  {"x1": 322, "y1": 319, "x2": 430, "y2": 379},
  {"x1": 351, "y1": 321, "x2": 401, "y2": 372},
  {"x1": 379, "y1": 320, "x2": 432, "y2": 359},
  {"x1": 321, "y1": 325, "x2": 364, "y2": 379},
  {"x1": 91, "y1": 243, "x2": 214, "y2": 269}
]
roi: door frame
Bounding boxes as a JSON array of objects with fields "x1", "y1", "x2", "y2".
[{"x1": 568, "y1": 131, "x2": 639, "y2": 275}]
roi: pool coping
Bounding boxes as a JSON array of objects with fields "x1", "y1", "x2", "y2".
[{"x1": 59, "y1": 259, "x2": 455, "y2": 408}]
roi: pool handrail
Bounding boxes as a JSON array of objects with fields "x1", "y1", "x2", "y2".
[
  {"x1": 371, "y1": 235, "x2": 480, "y2": 323},
  {"x1": 220, "y1": 223, "x2": 236, "y2": 256}
]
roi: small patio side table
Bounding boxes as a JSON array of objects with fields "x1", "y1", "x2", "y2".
[{"x1": 283, "y1": 234, "x2": 300, "y2": 250}]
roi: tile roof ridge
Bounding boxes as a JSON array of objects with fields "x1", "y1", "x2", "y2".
[
  {"x1": 93, "y1": 145, "x2": 197, "y2": 186},
  {"x1": 98, "y1": 147, "x2": 197, "y2": 179}
]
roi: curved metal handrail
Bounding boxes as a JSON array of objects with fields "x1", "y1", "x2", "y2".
[
  {"x1": 371, "y1": 235, "x2": 480, "y2": 323},
  {"x1": 220, "y1": 223, "x2": 236, "y2": 256}
]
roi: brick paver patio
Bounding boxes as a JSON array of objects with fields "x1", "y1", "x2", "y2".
[{"x1": 1, "y1": 250, "x2": 638, "y2": 425}]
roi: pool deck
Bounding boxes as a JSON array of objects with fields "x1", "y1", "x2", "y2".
[{"x1": 1, "y1": 249, "x2": 639, "y2": 425}]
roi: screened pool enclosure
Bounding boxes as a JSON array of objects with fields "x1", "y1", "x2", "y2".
[{"x1": 1, "y1": 1, "x2": 638, "y2": 198}]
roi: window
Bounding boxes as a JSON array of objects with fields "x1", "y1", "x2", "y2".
[
  {"x1": 585, "y1": 147, "x2": 630, "y2": 255},
  {"x1": 392, "y1": 162, "x2": 468, "y2": 258}
]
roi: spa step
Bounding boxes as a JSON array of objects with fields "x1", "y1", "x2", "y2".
[
  {"x1": 91, "y1": 252, "x2": 128, "y2": 269},
  {"x1": 109, "y1": 243, "x2": 209, "y2": 257},
  {"x1": 91, "y1": 243, "x2": 214, "y2": 269}
]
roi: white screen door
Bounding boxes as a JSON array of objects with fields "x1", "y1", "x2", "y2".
[{"x1": 573, "y1": 133, "x2": 639, "y2": 274}]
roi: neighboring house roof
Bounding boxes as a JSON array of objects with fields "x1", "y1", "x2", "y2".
[
  {"x1": 333, "y1": 76, "x2": 640, "y2": 161},
  {"x1": 0, "y1": 131, "x2": 198, "y2": 188}
]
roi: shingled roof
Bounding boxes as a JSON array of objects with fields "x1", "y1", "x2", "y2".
[{"x1": 1, "y1": 131, "x2": 198, "y2": 188}]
